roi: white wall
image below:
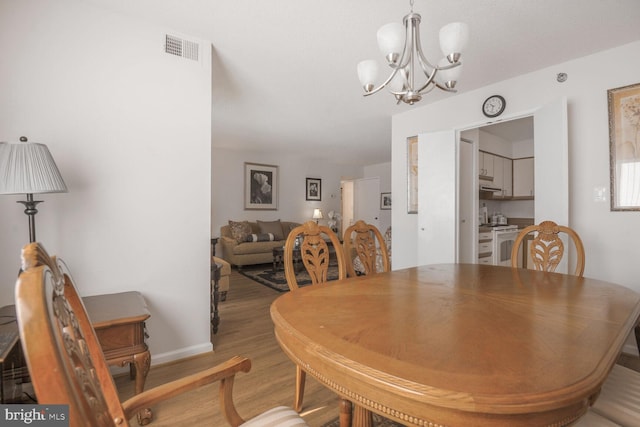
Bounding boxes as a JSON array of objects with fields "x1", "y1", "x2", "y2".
[
  {"x1": 0, "y1": 0, "x2": 212, "y2": 363},
  {"x1": 392, "y1": 40, "x2": 640, "y2": 352},
  {"x1": 211, "y1": 147, "x2": 362, "y2": 250},
  {"x1": 363, "y1": 162, "x2": 392, "y2": 234}
]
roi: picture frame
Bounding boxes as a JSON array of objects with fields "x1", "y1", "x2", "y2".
[
  {"x1": 608, "y1": 82, "x2": 640, "y2": 211},
  {"x1": 244, "y1": 162, "x2": 278, "y2": 210},
  {"x1": 407, "y1": 136, "x2": 418, "y2": 213},
  {"x1": 380, "y1": 192, "x2": 391, "y2": 210},
  {"x1": 306, "y1": 177, "x2": 321, "y2": 201}
]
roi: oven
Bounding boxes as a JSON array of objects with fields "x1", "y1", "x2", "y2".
[{"x1": 492, "y1": 226, "x2": 519, "y2": 266}]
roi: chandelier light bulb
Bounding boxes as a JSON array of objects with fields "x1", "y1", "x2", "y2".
[
  {"x1": 357, "y1": 60, "x2": 379, "y2": 92},
  {"x1": 388, "y1": 69, "x2": 407, "y2": 93},
  {"x1": 439, "y1": 22, "x2": 469, "y2": 59},
  {"x1": 377, "y1": 22, "x2": 405, "y2": 65},
  {"x1": 438, "y1": 58, "x2": 462, "y2": 89}
]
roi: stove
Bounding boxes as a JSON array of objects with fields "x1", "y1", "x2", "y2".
[
  {"x1": 489, "y1": 225, "x2": 518, "y2": 231},
  {"x1": 480, "y1": 224, "x2": 518, "y2": 231}
]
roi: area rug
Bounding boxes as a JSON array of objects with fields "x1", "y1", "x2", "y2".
[
  {"x1": 321, "y1": 414, "x2": 405, "y2": 427},
  {"x1": 238, "y1": 263, "x2": 339, "y2": 292}
]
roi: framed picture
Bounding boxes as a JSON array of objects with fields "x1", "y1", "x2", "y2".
[
  {"x1": 380, "y1": 192, "x2": 391, "y2": 210},
  {"x1": 608, "y1": 82, "x2": 640, "y2": 211},
  {"x1": 244, "y1": 162, "x2": 278, "y2": 210},
  {"x1": 306, "y1": 178, "x2": 321, "y2": 201},
  {"x1": 407, "y1": 136, "x2": 418, "y2": 213}
]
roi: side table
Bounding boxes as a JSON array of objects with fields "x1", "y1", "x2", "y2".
[
  {"x1": 211, "y1": 237, "x2": 219, "y2": 257},
  {"x1": 0, "y1": 305, "x2": 25, "y2": 404},
  {"x1": 83, "y1": 291, "x2": 152, "y2": 425}
]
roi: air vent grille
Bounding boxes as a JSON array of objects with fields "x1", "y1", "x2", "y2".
[{"x1": 165, "y1": 34, "x2": 199, "y2": 61}]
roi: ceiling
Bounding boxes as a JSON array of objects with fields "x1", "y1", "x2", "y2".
[{"x1": 83, "y1": 0, "x2": 640, "y2": 167}]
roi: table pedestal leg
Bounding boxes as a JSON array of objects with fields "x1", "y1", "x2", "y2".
[{"x1": 353, "y1": 405, "x2": 373, "y2": 427}]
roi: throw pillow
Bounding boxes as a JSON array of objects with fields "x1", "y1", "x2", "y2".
[
  {"x1": 257, "y1": 219, "x2": 284, "y2": 240},
  {"x1": 228, "y1": 220, "x2": 252, "y2": 243},
  {"x1": 245, "y1": 233, "x2": 275, "y2": 242}
]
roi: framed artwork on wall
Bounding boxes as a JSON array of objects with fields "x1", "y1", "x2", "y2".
[
  {"x1": 608, "y1": 82, "x2": 640, "y2": 211},
  {"x1": 407, "y1": 136, "x2": 418, "y2": 213},
  {"x1": 380, "y1": 192, "x2": 391, "y2": 210},
  {"x1": 244, "y1": 162, "x2": 278, "y2": 210},
  {"x1": 306, "y1": 177, "x2": 321, "y2": 201}
]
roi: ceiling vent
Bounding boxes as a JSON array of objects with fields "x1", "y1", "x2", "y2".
[{"x1": 165, "y1": 34, "x2": 199, "y2": 61}]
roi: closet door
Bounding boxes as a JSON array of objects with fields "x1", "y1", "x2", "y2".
[{"x1": 417, "y1": 130, "x2": 456, "y2": 265}]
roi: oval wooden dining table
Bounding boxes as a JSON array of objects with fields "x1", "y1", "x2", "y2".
[{"x1": 270, "y1": 264, "x2": 640, "y2": 427}]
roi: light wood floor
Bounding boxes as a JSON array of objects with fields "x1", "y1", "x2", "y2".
[{"x1": 115, "y1": 267, "x2": 340, "y2": 426}]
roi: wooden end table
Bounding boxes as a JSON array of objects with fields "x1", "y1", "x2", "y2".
[{"x1": 83, "y1": 291, "x2": 152, "y2": 425}]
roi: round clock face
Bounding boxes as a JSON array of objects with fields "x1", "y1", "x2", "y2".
[{"x1": 482, "y1": 95, "x2": 506, "y2": 118}]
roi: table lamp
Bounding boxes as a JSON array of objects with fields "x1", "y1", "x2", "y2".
[
  {"x1": 0, "y1": 137, "x2": 68, "y2": 242},
  {"x1": 312, "y1": 208, "x2": 323, "y2": 224}
]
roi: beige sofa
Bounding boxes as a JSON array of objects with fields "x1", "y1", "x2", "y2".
[{"x1": 220, "y1": 220, "x2": 300, "y2": 269}]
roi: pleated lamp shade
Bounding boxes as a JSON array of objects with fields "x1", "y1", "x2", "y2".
[{"x1": 0, "y1": 140, "x2": 68, "y2": 195}]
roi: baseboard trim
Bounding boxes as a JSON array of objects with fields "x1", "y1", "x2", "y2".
[{"x1": 109, "y1": 342, "x2": 213, "y2": 376}]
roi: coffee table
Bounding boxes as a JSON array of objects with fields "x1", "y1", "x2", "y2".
[{"x1": 272, "y1": 246, "x2": 302, "y2": 272}]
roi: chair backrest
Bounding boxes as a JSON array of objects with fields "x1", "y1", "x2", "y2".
[
  {"x1": 15, "y1": 242, "x2": 129, "y2": 427},
  {"x1": 510, "y1": 220, "x2": 585, "y2": 277},
  {"x1": 284, "y1": 221, "x2": 346, "y2": 291},
  {"x1": 343, "y1": 220, "x2": 390, "y2": 277}
]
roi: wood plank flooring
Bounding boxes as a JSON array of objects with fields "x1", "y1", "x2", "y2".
[{"x1": 115, "y1": 267, "x2": 339, "y2": 426}]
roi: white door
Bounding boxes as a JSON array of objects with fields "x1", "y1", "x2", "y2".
[
  {"x1": 417, "y1": 130, "x2": 456, "y2": 265},
  {"x1": 534, "y1": 97, "x2": 569, "y2": 272},
  {"x1": 354, "y1": 177, "x2": 380, "y2": 230},
  {"x1": 458, "y1": 138, "x2": 475, "y2": 263}
]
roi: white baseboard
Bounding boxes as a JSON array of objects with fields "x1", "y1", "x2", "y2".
[{"x1": 108, "y1": 342, "x2": 213, "y2": 376}]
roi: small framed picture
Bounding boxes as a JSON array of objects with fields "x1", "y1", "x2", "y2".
[
  {"x1": 380, "y1": 192, "x2": 391, "y2": 210},
  {"x1": 306, "y1": 178, "x2": 321, "y2": 201}
]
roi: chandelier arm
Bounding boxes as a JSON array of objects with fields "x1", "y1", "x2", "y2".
[
  {"x1": 364, "y1": 20, "x2": 413, "y2": 97},
  {"x1": 363, "y1": 65, "x2": 404, "y2": 97}
]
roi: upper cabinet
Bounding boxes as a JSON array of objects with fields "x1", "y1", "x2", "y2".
[
  {"x1": 513, "y1": 157, "x2": 534, "y2": 198},
  {"x1": 478, "y1": 152, "x2": 494, "y2": 180},
  {"x1": 502, "y1": 158, "x2": 513, "y2": 198}
]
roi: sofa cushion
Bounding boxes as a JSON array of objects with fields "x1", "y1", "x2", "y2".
[
  {"x1": 229, "y1": 220, "x2": 252, "y2": 243},
  {"x1": 245, "y1": 233, "x2": 275, "y2": 242},
  {"x1": 257, "y1": 219, "x2": 284, "y2": 240},
  {"x1": 233, "y1": 240, "x2": 283, "y2": 255}
]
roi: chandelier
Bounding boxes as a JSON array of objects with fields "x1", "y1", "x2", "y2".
[{"x1": 357, "y1": 0, "x2": 469, "y2": 105}]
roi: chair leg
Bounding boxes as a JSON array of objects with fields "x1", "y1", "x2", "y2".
[
  {"x1": 294, "y1": 365, "x2": 306, "y2": 412},
  {"x1": 339, "y1": 398, "x2": 352, "y2": 427}
]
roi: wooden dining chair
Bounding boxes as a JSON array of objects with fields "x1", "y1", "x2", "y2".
[
  {"x1": 15, "y1": 242, "x2": 308, "y2": 427},
  {"x1": 284, "y1": 220, "x2": 347, "y2": 291},
  {"x1": 343, "y1": 220, "x2": 390, "y2": 277},
  {"x1": 283, "y1": 221, "x2": 349, "y2": 421},
  {"x1": 510, "y1": 220, "x2": 585, "y2": 277}
]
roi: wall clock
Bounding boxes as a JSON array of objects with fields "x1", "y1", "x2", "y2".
[{"x1": 482, "y1": 95, "x2": 506, "y2": 118}]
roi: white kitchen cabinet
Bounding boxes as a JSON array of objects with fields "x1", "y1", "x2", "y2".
[
  {"x1": 493, "y1": 156, "x2": 503, "y2": 190},
  {"x1": 513, "y1": 157, "x2": 534, "y2": 198},
  {"x1": 478, "y1": 151, "x2": 494, "y2": 179},
  {"x1": 502, "y1": 158, "x2": 513, "y2": 198},
  {"x1": 477, "y1": 231, "x2": 493, "y2": 264}
]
